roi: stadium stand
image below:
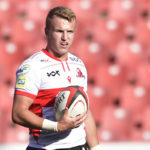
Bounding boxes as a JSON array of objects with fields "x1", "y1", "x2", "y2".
[
  {"x1": 98, "y1": 106, "x2": 131, "y2": 141},
  {"x1": 0, "y1": 0, "x2": 150, "y2": 144}
]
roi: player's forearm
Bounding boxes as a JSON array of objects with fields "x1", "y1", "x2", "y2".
[
  {"x1": 12, "y1": 108, "x2": 44, "y2": 129},
  {"x1": 12, "y1": 94, "x2": 45, "y2": 129},
  {"x1": 85, "y1": 108, "x2": 99, "y2": 148},
  {"x1": 12, "y1": 108, "x2": 59, "y2": 132}
]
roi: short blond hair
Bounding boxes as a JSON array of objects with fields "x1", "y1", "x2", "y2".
[{"x1": 45, "y1": 6, "x2": 76, "y2": 33}]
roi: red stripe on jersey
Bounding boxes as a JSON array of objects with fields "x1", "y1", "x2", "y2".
[
  {"x1": 66, "y1": 61, "x2": 70, "y2": 71},
  {"x1": 15, "y1": 90, "x2": 36, "y2": 99},
  {"x1": 42, "y1": 49, "x2": 61, "y2": 61},
  {"x1": 42, "y1": 49, "x2": 68, "y2": 61},
  {"x1": 68, "y1": 62, "x2": 84, "y2": 67},
  {"x1": 61, "y1": 61, "x2": 66, "y2": 72},
  {"x1": 33, "y1": 88, "x2": 64, "y2": 107}
]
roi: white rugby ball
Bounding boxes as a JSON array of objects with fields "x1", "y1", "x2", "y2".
[{"x1": 54, "y1": 86, "x2": 89, "y2": 121}]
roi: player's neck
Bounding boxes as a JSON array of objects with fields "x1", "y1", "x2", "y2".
[{"x1": 45, "y1": 47, "x2": 68, "y2": 61}]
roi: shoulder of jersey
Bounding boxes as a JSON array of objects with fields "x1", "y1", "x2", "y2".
[
  {"x1": 68, "y1": 53, "x2": 85, "y2": 65},
  {"x1": 17, "y1": 51, "x2": 49, "y2": 73},
  {"x1": 24, "y1": 50, "x2": 53, "y2": 65}
]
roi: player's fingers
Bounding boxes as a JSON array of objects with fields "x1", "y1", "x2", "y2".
[
  {"x1": 75, "y1": 112, "x2": 87, "y2": 121},
  {"x1": 74, "y1": 119, "x2": 84, "y2": 127},
  {"x1": 73, "y1": 113, "x2": 87, "y2": 127}
]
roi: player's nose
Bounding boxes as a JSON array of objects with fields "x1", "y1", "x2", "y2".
[{"x1": 61, "y1": 31, "x2": 68, "y2": 41}]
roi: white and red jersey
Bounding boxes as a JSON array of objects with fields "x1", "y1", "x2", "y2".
[{"x1": 15, "y1": 49, "x2": 88, "y2": 149}]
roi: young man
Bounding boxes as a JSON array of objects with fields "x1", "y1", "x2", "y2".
[{"x1": 12, "y1": 6, "x2": 100, "y2": 150}]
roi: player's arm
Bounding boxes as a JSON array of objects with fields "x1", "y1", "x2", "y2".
[
  {"x1": 85, "y1": 108, "x2": 101, "y2": 150},
  {"x1": 12, "y1": 94, "x2": 86, "y2": 132},
  {"x1": 12, "y1": 94, "x2": 44, "y2": 129}
]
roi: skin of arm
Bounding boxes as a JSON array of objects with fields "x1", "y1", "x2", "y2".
[
  {"x1": 12, "y1": 94, "x2": 44, "y2": 129},
  {"x1": 12, "y1": 94, "x2": 87, "y2": 132},
  {"x1": 85, "y1": 108, "x2": 99, "y2": 148}
]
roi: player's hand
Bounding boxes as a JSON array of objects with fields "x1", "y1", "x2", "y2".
[{"x1": 57, "y1": 107, "x2": 87, "y2": 132}]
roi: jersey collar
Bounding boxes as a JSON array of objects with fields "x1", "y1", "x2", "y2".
[{"x1": 41, "y1": 49, "x2": 68, "y2": 61}]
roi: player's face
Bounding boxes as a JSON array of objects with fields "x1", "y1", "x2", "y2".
[{"x1": 46, "y1": 16, "x2": 76, "y2": 60}]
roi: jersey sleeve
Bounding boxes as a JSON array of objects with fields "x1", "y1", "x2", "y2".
[{"x1": 15, "y1": 60, "x2": 41, "y2": 99}]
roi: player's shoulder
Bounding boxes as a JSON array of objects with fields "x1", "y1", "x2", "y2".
[
  {"x1": 16, "y1": 50, "x2": 45, "y2": 74},
  {"x1": 21, "y1": 50, "x2": 51, "y2": 65},
  {"x1": 68, "y1": 52, "x2": 85, "y2": 66},
  {"x1": 21, "y1": 51, "x2": 40, "y2": 66},
  {"x1": 27, "y1": 50, "x2": 45, "y2": 62}
]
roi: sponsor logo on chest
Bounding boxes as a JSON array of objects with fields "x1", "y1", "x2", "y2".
[{"x1": 47, "y1": 70, "x2": 60, "y2": 77}]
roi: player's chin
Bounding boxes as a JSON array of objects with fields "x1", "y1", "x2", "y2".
[{"x1": 59, "y1": 48, "x2": 69, "y2": 55}]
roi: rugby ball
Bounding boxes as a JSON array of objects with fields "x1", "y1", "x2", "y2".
[{"x1": 54, "y1": 86, "x2": 89, "y2": 121}]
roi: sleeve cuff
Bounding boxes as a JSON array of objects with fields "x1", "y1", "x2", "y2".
[
  {"x1": 90, "y1": 145, "x2": 101, "y2": 150},
  {"x1": 15, "y1": 90, "x2": 36, "y2": 99}
]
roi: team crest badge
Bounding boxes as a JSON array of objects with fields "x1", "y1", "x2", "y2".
[{"x1": 76, "y1": 68, "x2": 85, "y2": 78}]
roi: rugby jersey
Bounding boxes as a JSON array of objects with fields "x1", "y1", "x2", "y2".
[{"x1": 15, "y1": 49, "x2": 88, "y2": 149}]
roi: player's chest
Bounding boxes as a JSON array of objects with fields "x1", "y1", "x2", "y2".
[{"x1": 40, "y1": 62, "x2": 86, "y2": 88}]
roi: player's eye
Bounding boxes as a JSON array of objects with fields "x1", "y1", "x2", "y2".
[
  {"x1": 68, "y1": 30, "x2": 74, "y2": 34},
  {"x1": 54, "y1": 29, "x2": 63, "y2": 33}
]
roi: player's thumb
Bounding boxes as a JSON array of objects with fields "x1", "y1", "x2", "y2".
[{"x1": 63, "y1": 107, "x2": 69, "y2": 116}]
